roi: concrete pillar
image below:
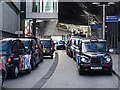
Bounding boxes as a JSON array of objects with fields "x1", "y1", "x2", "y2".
[
  {"x1": 20, "y1": 2, "x2": 26, "y2": 37},
  {"x1": 32, "y1": 19, "x2": 36, "y2": 37}
]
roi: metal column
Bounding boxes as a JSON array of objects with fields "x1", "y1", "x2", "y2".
[
  {"x1": 32, "y1": 19, "x2": 36, "y2": 37},
  {"x1": 103, "y1": 4, "x2": 105, "y2": 39}
]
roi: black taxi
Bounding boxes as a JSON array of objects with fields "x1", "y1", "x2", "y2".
[
  {"x1": 76, "y1": 38, "x2": 113, "y2": 75},
  {"x1": 0, "y1": 38, "x2": 31, "y2": 78}
]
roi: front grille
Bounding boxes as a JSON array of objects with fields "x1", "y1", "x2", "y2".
[{"x1": 90, "y1": 57, "x2": 101, "y2": 65}]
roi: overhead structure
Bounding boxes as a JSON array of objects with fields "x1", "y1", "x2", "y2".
[{"x1": 58, "y1": 1, "x2": 118, "y2": 25}]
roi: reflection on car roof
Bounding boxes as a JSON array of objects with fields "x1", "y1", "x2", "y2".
[
  {"x1": 81, "y1": 38, "x2": 106, "y2": 42},
  {"x1": 17, "y1": 38, "x2": 32, "y2": 41},
  {"x1": 40, "y1": 38, "x2": 52, "y2": 40},
  {"x1": 2, "y1": 38, "x2": 20, "y2": 41}
]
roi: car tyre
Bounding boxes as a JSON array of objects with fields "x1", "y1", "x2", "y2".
[
  {"x1": 31, "y1": 59, "x2": 36, "y2": 70},
  {"x1": 51, "y1": 55, "x2": 53, "y2": 59},
  {"x1": 2, "y1": 69, "x2": 6, "y2": 86},
  {"x1": 26, "y1": 68, "x2": 31, "y2": 74},
  {"x1": 70, "y1": 51, "x2": 73, "y2": 58},
  {"x1": 12, "y1": 66, "x2": 19, "y2": 79},
  {"x1": 40, "y1": 59, "x2": 43, "y2": 62},
  {"x1": 107, "y1": 69, "x2": 112, "y2": 75},
  {"x1": 35, "y1": 55, "x2": 39, "y2": 67},
  {"x1": 66, "y1": 51, "x2": 68, "y2": 55},
  {"x1": 78, "y1": 65, "x2": 84, "y2": 75},
  {"x1": 79, "y1": 69, "x2": 84, "y2": 75},
  {"x1": 35, "y1": 63, "x2": 39, "y2": 67}
]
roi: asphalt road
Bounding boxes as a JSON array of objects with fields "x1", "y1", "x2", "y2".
[
  {"x1": 42, "y1": 50, "x2": 119, "y2": 88},
  {"x1": 111, "y1": 54, "x2": 119, "y2": 75},
  {"x1": 3, "y1": 56, "x2": 55, "y2": 89},
  {"x1": 2, "y1": 50, "x2": 119, "y2": 89}
]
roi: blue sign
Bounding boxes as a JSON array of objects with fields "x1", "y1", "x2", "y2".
[
  {"x1": 90, "y1": 24, "x2": 102, "y2": 29},
  {"x1": 77, "y1": 55, "x2": 81, "y2": 64},
  {"x1": 106, "y1": 16, "x2": 118, "y2": 22},
  {"x1": 118, "y1": 16, "x2": 120, "y2": 22}
]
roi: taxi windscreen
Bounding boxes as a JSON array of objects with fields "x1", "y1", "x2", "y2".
[
  {"x1": 82, "y1": 42, "x2": 108, "y2": 53},
  {"x1": 40, "y1": 40, "x2": 52, "y2": 48}
]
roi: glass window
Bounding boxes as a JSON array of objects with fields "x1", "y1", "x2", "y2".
[
  {"x1": 82, "y1": 42, "x2": 108, "y2": 53},
  {"x1": 40, "y1": 40, "x2": 52, "y2": 48},
  {"x1": 12, "y1": 41, "x2": 19, "y2": 53},
  {"x1": 32, "y1": 0, "x2": 58, "y2": 13},
  {"x1": 59, "y1": 41, "x2": 65, "y2": 44},
  {"x1": 0, "y1": 41, "x2": 9, "y2": 51},
  {"x1": 23, "y1": 41, "x2": 31, "y2": 52}
]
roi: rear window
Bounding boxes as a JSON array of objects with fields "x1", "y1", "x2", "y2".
[
  {"x1": 40, "y1": 40, "x2": 52, "y2": 48},
  {"x1": 22, "y1": 41, "x2": 31, "y2": 52},
  {"x1": 59, "y1": 41, "x2": 65, "y2": 44},
  {"x1": 0, "y1": 41, "x2": 10, "y2": 51}
]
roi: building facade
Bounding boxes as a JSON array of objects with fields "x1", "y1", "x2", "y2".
[
  {"x1": 25, "y1": 0, "x2": 58, "y2": 37},
  {"x1": 0, "y1": 1, "x2": 21, "y2": 39},
  {"x1": 26, "y1": 0, "x2": 58, "y2": 19}
]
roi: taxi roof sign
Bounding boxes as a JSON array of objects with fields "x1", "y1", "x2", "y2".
[
  {"x1": 90, "y1": 38, "x2": 98, "y2": 42},
  {"x1": 15, "y1": 31, "x2": 23, "y2": 35}
]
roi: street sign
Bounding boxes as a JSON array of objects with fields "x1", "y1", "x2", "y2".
[
  {"x1": 118, "y1": 16, "x2": 120, "y2": 22},
  {"x1": 15, "y1": 31, "x2": 23, "y2": 35},
  {"x1": 106, "y1": 16, "x2": 118, "y2": 22}
]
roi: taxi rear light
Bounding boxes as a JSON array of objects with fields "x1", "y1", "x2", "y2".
[
  {"x1": 8, "y1": 58, "x2": 11, "y2": 64},
  {"x1": 30, "y1": 51, "x2": 32, "y2": 57},
  {"x1": 35, "y1": 44, "x2": 38, "y2": 47}
]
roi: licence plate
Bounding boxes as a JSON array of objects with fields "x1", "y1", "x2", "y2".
[
  {"x1": 91, "y1": 67, "x2": 102, "y2": 70},
  {"x1": 43, "y1": 48, "x2": 46, "y2": 50}
]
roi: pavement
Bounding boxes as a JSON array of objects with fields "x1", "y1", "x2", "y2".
[{"x1": 111, "y1": 54, "x2": 120, "y2": 80}]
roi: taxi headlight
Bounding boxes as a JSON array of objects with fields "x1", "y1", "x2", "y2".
[
  {"x1": 43, "y1": 50, "x2": 45, "y2": 53},
  {"x1": 104, "y1": 56, "x2": 112, "y2": 63},
  {"x1": 81, "y1": 57, "x2": 90, "y2": 63},
  {"x1": 106, "y1": 57, "x2": 111, "y2": 62},
  {"x1": 81, "y1": 57, "x2": 86, "y2": 62}
]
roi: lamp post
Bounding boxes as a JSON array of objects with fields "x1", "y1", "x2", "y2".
[
  {"x1": 92, "y1": 2, "x2": 115, "y2": 39},
  {"x1": 19, "y1": 10, "x2": 25, "y2": 37}
]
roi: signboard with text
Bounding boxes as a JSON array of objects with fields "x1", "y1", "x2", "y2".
[{"x1": 106, "y1": 16, "x2": 118, "y2": 22}]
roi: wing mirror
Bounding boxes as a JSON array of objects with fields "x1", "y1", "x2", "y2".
[{"x1": 109, "y1": 49, "x2": 114, "y2": 53}]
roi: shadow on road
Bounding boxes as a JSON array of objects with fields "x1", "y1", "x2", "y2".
[{"x1": 79, "y1": 71, "x2": 113, "y2": 76}]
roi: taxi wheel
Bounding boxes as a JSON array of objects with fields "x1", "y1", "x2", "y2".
[
  {"x1": 78, "y1": 65, "x2": 84, "y2": 75},
  {"x1": 79, "y1": 69, "x2": 84, "y2": 75},
  {"x1": 12, "y1": 66, "x2": 19, "y2": 79},
  {"x1": 70, "y1": 52, "x2": 73, "y2": 58},
  {"x1": 107, "y1": 69, "x2": 112, "y2": 75},
  {"x1": 2, "y1": 70, "x2": 5, "y2": 85},
  {"x1": 31, "y1": 59, "x2": 36, "y2": 70},
  {"x1": 36, "y1": 63, "x2": 39, "y2": 67},
  {"x1": 40, "y1": 54, "x2": 44, "y2": 62},
  {"x1": 51, "y1": 55, "x2": 53, "y2": 59},
  {"x1": 26, "y1": 68, "x2": 31, "y2": 74},
  {"x1": 35, "y1": 56, "x2": 39, "y2": 67},
  {"x1": 40, "y1": 59, "x2": 43, "y2": 62},
  {"x1": 66, "y1": 51, "x2": 68, "y2": 55}
]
